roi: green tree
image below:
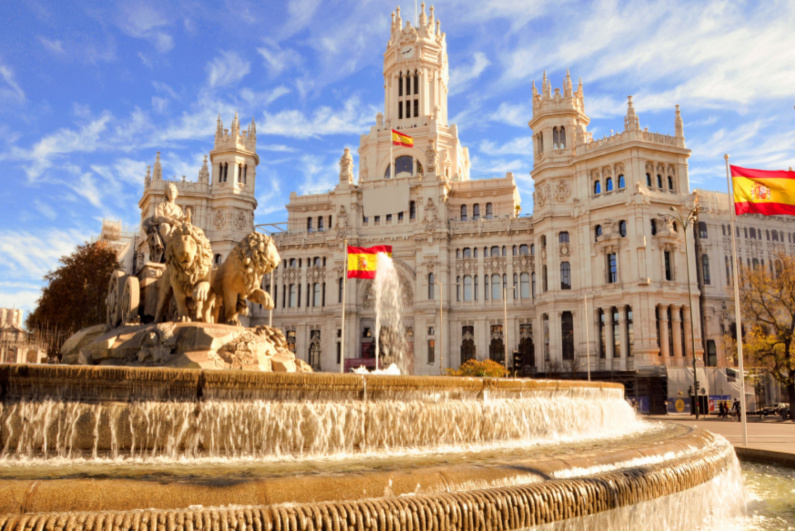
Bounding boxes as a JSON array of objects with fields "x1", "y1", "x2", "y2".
[
  {"x1": 26, "y1": 241, "x2": 119, "y2": 354},
  {"x1": 737, "y1": 252, "x2": 795, "y2": 419}
]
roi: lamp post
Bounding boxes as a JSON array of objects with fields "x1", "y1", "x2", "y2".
[
  {"x1": 668, "y1": 201, "x2": 701, "y2": 419},
  {"x1": 435, "y1": 279, "x2": 443, "y2": 375}
]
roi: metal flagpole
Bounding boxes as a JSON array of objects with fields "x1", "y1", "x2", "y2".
[
  {"x1": 584, "y1": 292, "x2": 591, "y2": 381},
  {"x1": 340, "y1": 239, "x2": 348, "y2": 374},
  {"x1": 268, "y1": 270, "x2": 274, "y2": 327},
  {"x1": 503, "y1": 287, "x2": 509, "y2": 370},
  {"x1": 724, "y1": 154, "x2": 748, "y2": 446},
  {"x1": 390, "y1": 137, "x2": 394, "y2": 180}
]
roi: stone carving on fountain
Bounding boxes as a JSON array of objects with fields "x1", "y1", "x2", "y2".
[
  {"x1": 141, "y1": 183, "x2": 185, "y2": 263},
  {"x1": 62, "y1": 215, "x2": 310, "y2": 373}
]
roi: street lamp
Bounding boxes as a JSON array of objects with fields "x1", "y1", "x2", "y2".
[
  {"x1": 668, "y1": 201, "x2": 701, "y2": 419},
  {"x1": 435, "y1": 279, "x2": 444, "y2": 375}
]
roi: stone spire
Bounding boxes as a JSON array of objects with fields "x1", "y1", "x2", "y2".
[
  {"x1": 153, "y1": 152, "x2": 162, "y2": 180},
  {"x1": 248, "y1": 116, "x2": 257, "y2": 149},
  {"x1": 144, "y1": 165, "x2": 151, "y2": 188},
  {"x1": 624, "y1": 96, "x2": 639, "y2": 132},
  {"x1": 532, "y1": 80, "x2": 538, "y2": 97},
  {"x1": 231, "y1": 111, "x2": 240, "y2": 137},
  {"x1": 577, "y1": 77, "x2": 583, "y2": 100},
  {"x1": 198, "y1": 155, "x2": 209, "y2": 184},
  {"x1": 675, "y1": 105, "x2": 684, "y2": 138},
  {"x1": 542, "y1": 71, "x2": 551, "y2": 98},
  {"x1": 564, "y1": 69, "x2": 573, "y2": 98},
  {"x1": 215, "y1": 114, "x2": 223, "y2": 144},
  {"x1": 419, "y1": 2, "x2": 427, "y2": 27}
]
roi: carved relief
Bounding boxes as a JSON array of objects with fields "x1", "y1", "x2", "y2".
[
  {"x1": 214, "y1": 209, "x2": 226, "y2": 229},
  {"x1": 535, "y1": 184, "x2": 548, "y2": 207},
  {"x1": 424, "y1": 197, "x2": 439, "y2": 231},
  {"x1": 554, "y1": 180, "x2": 571, "y2": 202},
  {"x1": 234, "y1": 210, "x2": 248, "y2": 230}
]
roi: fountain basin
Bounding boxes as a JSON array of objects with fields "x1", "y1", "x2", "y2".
[{"x1": 0, "y1": 365, "x2": 739, "y2": 530}]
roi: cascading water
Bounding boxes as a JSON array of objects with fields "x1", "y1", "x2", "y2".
[{"x1": 372, "y1": 252, "x2": 407, "y2": 372}]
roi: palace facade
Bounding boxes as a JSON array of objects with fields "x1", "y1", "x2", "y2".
[{"x1": 131, "y1": 5, "x2": 794, "y2": 408}]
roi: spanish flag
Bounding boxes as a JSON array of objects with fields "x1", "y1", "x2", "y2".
[
  {"x1": 347, "y1": 245, "x2": 393, "y2": 279},
  {"x1": 391, "y1": 129, "x2": 413, "y2": 148},
  {"x1": 732, "y1": 165, "x2": 795, "y2": 216}
]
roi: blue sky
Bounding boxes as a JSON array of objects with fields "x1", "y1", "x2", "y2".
[{"x1": 1, "y1": 0, "x2": 794, "y2": 317}]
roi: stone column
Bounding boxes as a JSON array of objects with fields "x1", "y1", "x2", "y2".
[
  {"x1": 606, "y1": 308, "x2": 615, "y2": 363},
  {"x1": 659, "y1": 305, "x2": 670, "y2": 359},
  {"x1": 671, "y1": 307, "x2": 683, "y2": 363}
]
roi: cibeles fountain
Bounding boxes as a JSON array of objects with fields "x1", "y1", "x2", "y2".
[{"x1": 0, "y1": 205, "x2": 744, "y2": 528}]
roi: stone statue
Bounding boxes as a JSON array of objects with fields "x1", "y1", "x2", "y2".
[
  {"x1": 210, "y1": 232, "x2": 280, "y2": 325},
  {"x1": 143, "y1": 183, "x2": 185, "y2": 263},
  {"x1": 339, "y1": 148, "x2": 354, "y2": 184},
  {"x1": 426, "y1": 139, "x2": 438, "y2": 174},
  {"x1": 154, "y1": 215, "x2": 213, "y2": 323}
]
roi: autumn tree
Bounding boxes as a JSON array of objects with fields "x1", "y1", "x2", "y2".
[
  {"x1": 26, "y1": 241, "x2": 119, "y2": 354},
  {"x1": 737, "y1": 251, "x2": 795, "y2": 419}
]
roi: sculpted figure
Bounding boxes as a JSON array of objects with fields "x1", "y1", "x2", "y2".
[
  {"x1": 154, "y1": 215, "x2": 214, "y2": 323},
  {"x1": 210, "y1": 232, "x2": 280, "y2": 325},
  {"x1": 143, "y1": 183, "x2": 185, "y2": 263}
]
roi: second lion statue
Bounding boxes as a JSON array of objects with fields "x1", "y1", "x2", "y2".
[{"x1": 210, "y1": 232, "x2": 280, "y2": 325}]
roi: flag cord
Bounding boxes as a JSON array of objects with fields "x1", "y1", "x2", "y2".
[{"x1": 340, "y1": 239, "x2": 348, "y2": 374}]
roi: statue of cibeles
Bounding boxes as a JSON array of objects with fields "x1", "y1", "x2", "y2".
[{"x1": 143, "y1": 183, "x2": 185, "y2": 263}]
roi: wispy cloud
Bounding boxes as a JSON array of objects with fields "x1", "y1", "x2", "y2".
[
  {"x1": 206, "y1": 51, "x2": 251, "y2": 88},
  {"x1": 260, "y1": 96, "x2": 377, "y2": 138},
  {"x1": 38, "y1": 36, "x2": 65, "y2": 54},
  {"x1": 450, "y1": 52, "x2": 490, "y2": 95},
  {"x1": 0, "y1": 62, "x2": 25, "y2": 103},
  {"x1": 117, "y1": 3, "x2": 174, "y2": 53},
  {"x1": 257, "y1": 42, "x2": 302, "y2": 76},
  {"x1": 0, "y1": 228, "x2": 87, "y2": 280}
]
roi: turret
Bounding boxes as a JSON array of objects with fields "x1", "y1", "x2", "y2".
[
  {"x1": 198, "y1": 155, "x2": 209, "y2": 184},
  {"x1": 153, "y1": 152, "x2": 162, "y2": 180},
  {"x1": 210, "y1": 112, "x2": 259, "y2": 191},
  {"x1": 624, "y1": 96, "x2": 639, "y2": 132},
  {"x1": 144, "y1": 165, "x2": 151, "y2": 188},
  {"x1": 529, "y1": 70, "x2": 590, "y2": 163}
]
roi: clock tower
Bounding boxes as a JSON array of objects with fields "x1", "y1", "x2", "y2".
[{"x1": 357, "y1": 3, "x2": 470, "y2": 183}]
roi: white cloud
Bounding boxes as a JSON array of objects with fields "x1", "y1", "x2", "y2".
[
  {"x1": 0, "y1": 228, "x2": 87, "y2": 280},
  {"x1": 486, "y1": 102, "x2": 531, "y2": 128},
  {"x1": 117, "y1": 3, "x2": 174, "y2": 53},
  {"x1": 450, "y1": 52, "x2": 490, "y2": 95},
  {"x1": 206, "y1": 51, "x2": 251, "y2": 88},
  {"x1": 34, "y1": 200, "x2": 57, "y2": 220},
  {"x1": 260, "y1": 96, "x2": 377, "y2": 138},
  {"x1": 38, "y1": 37, "x2": 64, "y2": 54},
  {"x1": 0, "y1": 62, "x2": 25, "y2": 103},
  {"x1": 257, "y1": 43, "x2": 302, "y2": 76},
  {"x1": 479, "y1": 136, "x2": 533, "y2": 156}
]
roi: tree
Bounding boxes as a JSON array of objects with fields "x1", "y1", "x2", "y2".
[
  {"x1": 446, "y1": 359, "x2": 509, "y2": 378},
  {"x1": 26, "y1": 241, "x2": 119, "y2": 354},
  {"x1": 737, "y1": 252, "x2": 795, "y2": 420}
]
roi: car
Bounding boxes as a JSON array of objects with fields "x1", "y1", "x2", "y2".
[{"x1": 759, "y1": 403, "x2": 790, "y2": 418}]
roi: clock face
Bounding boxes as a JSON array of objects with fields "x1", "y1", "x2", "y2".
[{"x1": 400, "y1": 45, "x2": 415, "y2": 59}]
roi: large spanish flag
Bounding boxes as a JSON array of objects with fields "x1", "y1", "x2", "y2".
[
  {"x1": 391, "y1": 129, "x2": 413, "y2": 147},
  {"x1": 732, "y1": 165, "x2": 795, "y2": 216},
  {"x1": 347, "y1": 245, "x2": 393, "y2": 279}
]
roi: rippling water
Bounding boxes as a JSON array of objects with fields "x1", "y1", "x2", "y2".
[{"x1": 737, "y1": 462, "x2": 795, "y2": 530}]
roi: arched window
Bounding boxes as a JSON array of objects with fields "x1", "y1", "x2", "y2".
[
  {"x1": 560, "y1": 262, "x2": 571, "y2": 290},
  {"x1": 473, "y1": 204, "x2": 480, "y2": 220},
  {"x1": 461, "y1": 205, "x2": 468, "y2": 221},
  {"x1": 413, "y1": 71, "x2": 419, "y2": 95},
  {"x1": 491, "y1": 246, "x2": 500, "y2": 257},
  {"x1": 473, "y1": 247, "x2": 478, "y2": 258},
  {"x1": 485, "y1": 203, "x2": 493, "y2": 219},
  {"x1": 512, "y1": 245, "x2": 517, "y2": 256},
  {"x1": 618, "y1": 174, "x2": 625, "y2": 189},
  {"x1": 456, "y1": 276, "x2": 461, "y2": 301},
  {"x1": 464, "y1": 276, "x2": 473, "y2": 301},
  {"x1": 502, "y1": 246, "x2": 506, "y2": 256},
  {"x1": 594, "y1": 180, "x2": 601, "y2": 195},
  {"x1": 595, "y1": 225, "x2": 602, "y2": 241},
  {"x1": 463, "y1": 247, "x2": 471, "y2": 258},
  {"x1": 542, "y1": 265, "x2": 548, "y2": 292},
  {"x1": 531, "y1": 272, "x2": 536, "y2": 298},
  {"x1": 307, "y1": 218, "x2": 313, "y2": 232},
  {"x1": 606, "y1": 177, "x2": 613, "y2": 192},
  {"x1": 520, "y1": 273, "x2": 530, "y2": 298},
  {"x1": 385, "y1": 155, "x2": 415, "y2": 178},
  {"x1": 559, "y1": 126, "x2": 566, "y2": 148},
  {"x1": 456, "y1": 249, "x2": 460, "y2": 259},
  {"x1": 656, "y1": 174, "x2": 663, "y2": 188},
  {"x1": 559, "y1": 231, "x2": 569, "y2": 243},
  {"x1": 619, "y1": 220, "x2": 627, "y2": 237},
  {"x1": 553, "y1": 127, "x2": 560, "y2": 149},
  {"x1": 702, "y1": 255, "x2": 711, "y2": 285},
  {"x1": 667, "y1": 175, "x2": 674, "y2": 190},
  {"x1": 410, "y1": 201, "x2": 416, "y2": 220},
  {"x1": 530, "y1": 244, "x2": 535, "y2": 255},
  {"x1": 646, "y1": 173, "x2": 652, "y2": 187},
  {"x1": 318, "y1": 216, "x2": 324, "y2": 231},
  {"x1": 541, "y1": 235, "x2": 547, "y2": 249},
  {"x1": 651, "y1": 219, "x2": 657, "y2": 235},
  {"x1": 519, "y1": 244, "x2": 529, "y2": 255},
  {"x1": 428, "y1": 273, "x2": 435, "y2": 300}
]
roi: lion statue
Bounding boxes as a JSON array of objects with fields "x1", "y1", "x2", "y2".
[
  {"x1": 154, "y1": 218, "x2": 214, "y2": 323},
  {"x1": 210, "y1": 232, "x2": 280, "y2": 325}
]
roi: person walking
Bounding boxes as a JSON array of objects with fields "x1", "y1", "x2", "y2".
[
  {"x1": 718, "y1": 401, "x2": 725, "y2": 419},
  {"x1": 731, "y1": 398, "x2": 741, "y2": 422}
]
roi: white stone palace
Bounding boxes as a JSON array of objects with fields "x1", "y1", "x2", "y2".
[{"x1": 131, "y1": 5, "x2": 795, "y2": 410}]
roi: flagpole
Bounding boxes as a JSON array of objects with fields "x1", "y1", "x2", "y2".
[
  {"x1": 584, "y1": 292, "x2": 591, "y2": 381},
  {"x1": 268, "y1": 270, "x2": 274, "y2": 327},
  {"x1": 725, "y1": 154, "x2": 748, "y2": 446},
  {"x1": 340, "y1": 239, "x2": 348, "y2": 374},
  {"x1": 390, "y1": 136, "x2": 394, "y2": 180}
]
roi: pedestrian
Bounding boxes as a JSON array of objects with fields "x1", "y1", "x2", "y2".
[
  {"x1": 732, "y1": 399, "x2": 741, "y2": 422},
  {"x1": 718, "y1": 401, "x2": 725, "y2": 419}
]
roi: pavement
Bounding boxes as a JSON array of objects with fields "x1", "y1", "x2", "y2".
[{"x1": 647, "y1": 413, "x2": 795, "y2": 466}]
